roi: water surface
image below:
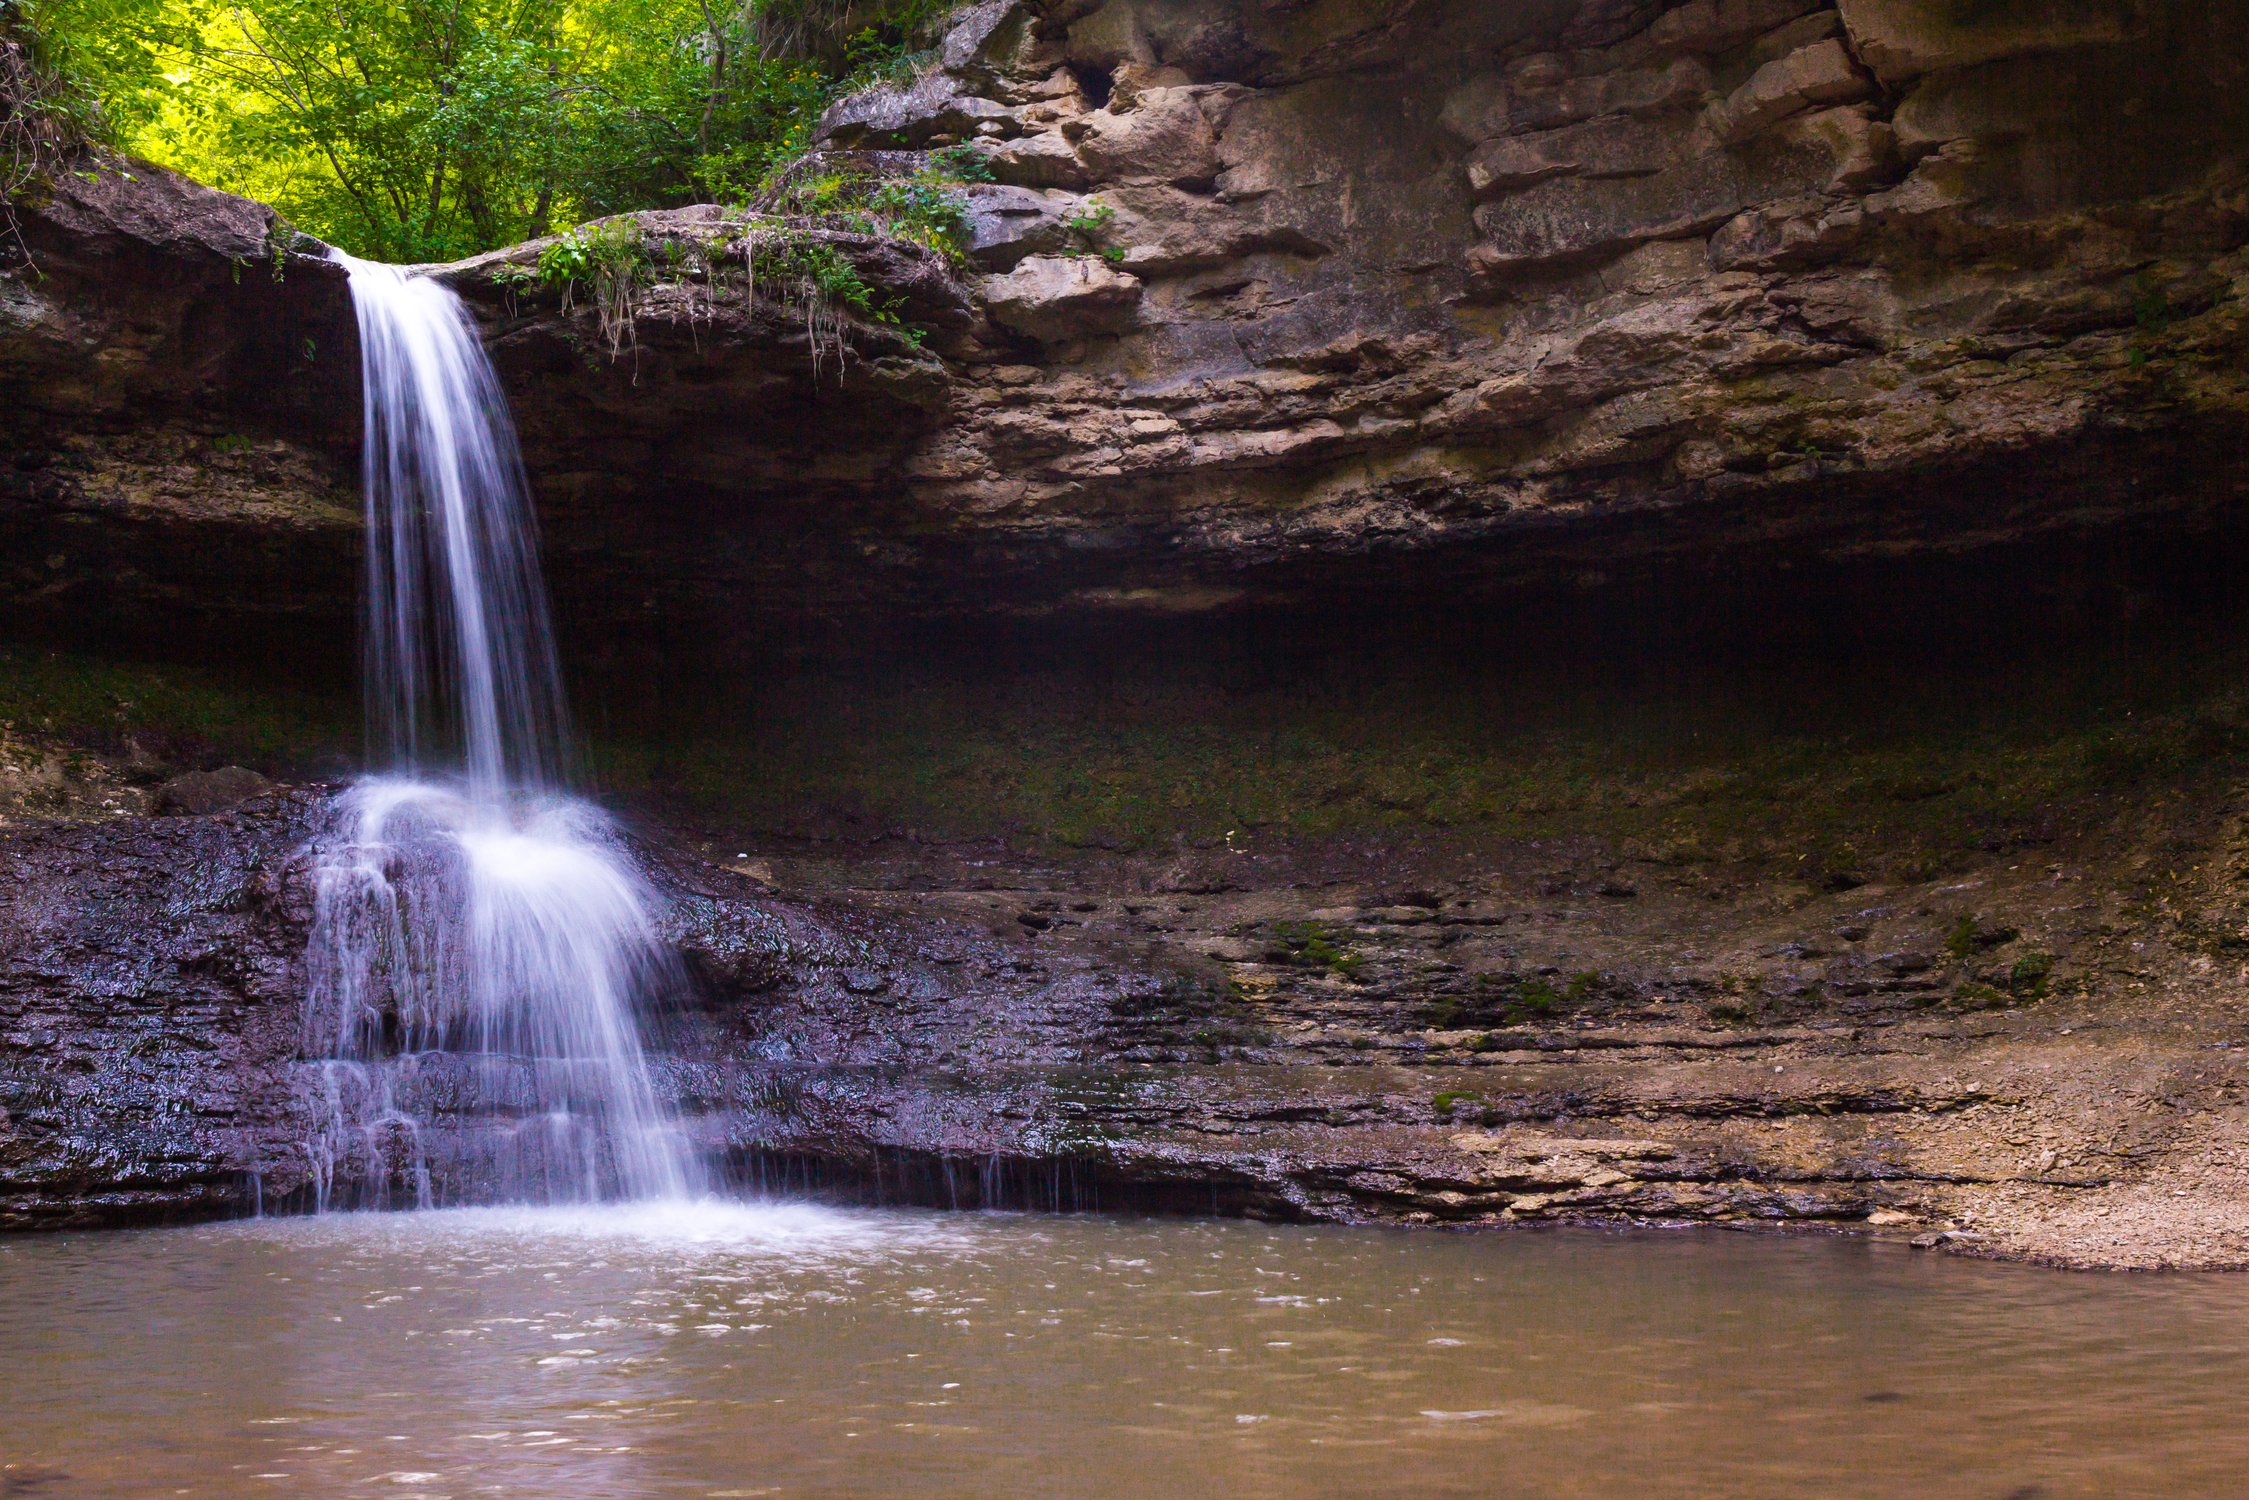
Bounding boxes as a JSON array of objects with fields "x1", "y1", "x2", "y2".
[{"x1": 4, "y1": 1205, "x2": 2246, "y2": 1497}]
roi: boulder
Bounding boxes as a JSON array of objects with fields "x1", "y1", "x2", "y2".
[
  {"x1": 813, "y1": 70, "x2": 1012, "y2": 149},
  {"x1": 983, "y1": 254, "x2": 1142, "y2": 340},
  {"x1": 1781, "y1": 105, "x2": 1900, "y2": 194},
  {"x1": 1711, "y1": 39, "x2": 1873, "y2": 143},
  {"x1": 1835, "y1": 0, "x2": 2141, "y2": 85},
  {"x1": 1064, "y1": 87, "x2": 1223, "y2": 188},
  {"x1": 979, "y1": 130, "x2": 1092, "y2": 189},
  {"x1": 959, "y1": 183, "x2": 1085, "y2": 269},
  {"x1": 154, "y1": 766, "x2": 273, "y2": 815}
]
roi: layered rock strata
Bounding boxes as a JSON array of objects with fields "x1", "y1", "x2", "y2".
[
  {"x1": 0, "y1": 161, "x2": 357, "y2": 647},
  {"x1": 515, "y1": 0, "x2": 2249, "y2": 627},
  {"x1": 5, "y1": 0, "x2": 2247, "y2": 639},
  {"x1": 13, "y1": 769, "x2": 2249, "y2": 1270},
  {"x1": 8, "y1": 0, "x2": 2249, "y2": 1272}
]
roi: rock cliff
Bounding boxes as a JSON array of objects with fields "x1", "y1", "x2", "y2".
[
  {"x1": 805, "y1": 0, "x2": 2249, "y2": 614},
  {"x1": 0, "y1": 160, "x2": 357, "y2": 650},
  {"x1": 5, "y1": 0, "x2": 2247, "y2": 641},
  {"x1": 8, "y1": 0, "x2": 2249, "y2": 1270}
]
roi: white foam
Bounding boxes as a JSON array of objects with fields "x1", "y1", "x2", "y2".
[{"x1": 218, "y1": 1198, "x2": 980, "y2": 1262}]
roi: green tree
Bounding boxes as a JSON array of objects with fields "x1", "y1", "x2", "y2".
[
  {"x1": 12, "y1": 0, "x2": 947, "y2": 260},
  {"x1": 5, "y1": 0, "x2": 176, "y2": 141}
]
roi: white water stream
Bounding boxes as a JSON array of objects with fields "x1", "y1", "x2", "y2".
[{"x1": 297, "y1": 255, "x2": 696, "y2": 1209}]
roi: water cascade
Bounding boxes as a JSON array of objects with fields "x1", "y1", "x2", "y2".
[{"x1": 297, "y1": 254, "x2": 697, "y2": 1209}]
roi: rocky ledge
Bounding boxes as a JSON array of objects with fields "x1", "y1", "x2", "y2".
[
  {"x1": 0, "y1": 157, "x2": 356, "y2": 649},
  {"x1": 764, "y1": 0, "x2": 2249, "y2": 623},
  {"x1": 10, "y1": 761, "x2": 2249, "y2": 1271}
]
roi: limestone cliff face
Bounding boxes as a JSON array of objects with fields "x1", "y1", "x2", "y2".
[
  {"x1": 0, "y1": 161, "x2": 357, "y2": 646},
  {"x1": 768, "y1": 0, "x2": 2249, "y2": 617},
  {"x1": 2, "y1": 0, "x2": 2247, "y2": 640}
]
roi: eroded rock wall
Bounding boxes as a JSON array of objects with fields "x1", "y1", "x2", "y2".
[
  {"x1": 758, "y1": 0, "x2": 2249, "y2": 619},
  {"x1": 0, "y1": 161, "x2": 360, "y2": 650},
  {"x1": 8, "y1": 2, "x2": 2249, "y2": 1268},
  {"x1": 3, "y1": 2, "x2": 2246, "y2": 641}
]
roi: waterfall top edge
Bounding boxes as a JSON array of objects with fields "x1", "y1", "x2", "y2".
[{"x1": 329, "y1": 246, "x2": 454, "y2": 281}]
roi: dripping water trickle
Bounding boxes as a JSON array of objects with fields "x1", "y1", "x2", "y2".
[{"x1": 298, "y1": 253, "x2": 698, "y2": 1208}]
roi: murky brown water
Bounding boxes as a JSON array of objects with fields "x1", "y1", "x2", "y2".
[{"x1": 4, "y1": 1204, "x2": 2248, "y2": 1498}]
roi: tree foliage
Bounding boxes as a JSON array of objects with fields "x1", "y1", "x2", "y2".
[{"x1": 8, "y1": 0, "x2": 950, "y2": 260}]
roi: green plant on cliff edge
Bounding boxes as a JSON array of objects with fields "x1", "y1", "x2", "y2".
[
  {"x1": 491, "y1": 152, "x2": 971, "y2": 374},
  {"x1": 517, "y1": 217, "x2": 651, "y2": 357},
  {"x1": 725, "y1": 142, "x2": 990, "y2": 366},
  {"x1": 751, "y1": 142, "x2": 984, "y2": 264},
  {"x1": 741, "y1": 229, "x2": 914, "y2": 372},
  {"x1": 1063, "y1": 197, "x2": 1124, "y2": 265}
]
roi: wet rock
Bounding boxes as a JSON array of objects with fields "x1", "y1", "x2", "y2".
[
  {"x1": 0, "y1": 795, "x2": 320, "y2": 1228},
  {"x1": 0, "y1": 797, "x2": 1113, "y2": 1225},
  {"x1": 154, "y1": 767, "x2": 272, "y2": 815}
]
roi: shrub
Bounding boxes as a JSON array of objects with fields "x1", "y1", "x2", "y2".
[
  {"x1": 2008, "y1": 951, "x2": 2054, "y2": 1001},
  {"x1": 1264, "y1": 919, "x2": 1365, "y2": 979}
]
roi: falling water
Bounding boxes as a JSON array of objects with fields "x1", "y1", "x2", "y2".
[{"x1": 297, "y1": 254, "x2": 696, "y2": 1208}]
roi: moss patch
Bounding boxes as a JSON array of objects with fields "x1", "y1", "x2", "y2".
[{"x1": 0, "y1": 642, "x2": 356, "y2": 773}]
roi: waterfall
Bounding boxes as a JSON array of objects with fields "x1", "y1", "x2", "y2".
[
  {"x1": 296, "y1": 254, "x2": 697, "y2": 1209},
  {"x1": 344, "y1": 257, "x2": 566, "y2": 795}
]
